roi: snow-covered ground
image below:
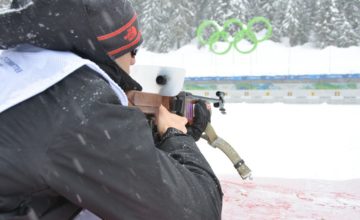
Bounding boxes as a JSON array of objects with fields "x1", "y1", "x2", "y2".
[
  {"x1": 199, "y1": 103, "x2": 360, "y2": 181},
  {"x1": 221, "y1": 177, "x2": 360, "y2": 220}
]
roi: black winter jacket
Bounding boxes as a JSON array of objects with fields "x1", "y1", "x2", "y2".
[{"x1": 0, "y1": 66, "x2": 222, "y2": 220}]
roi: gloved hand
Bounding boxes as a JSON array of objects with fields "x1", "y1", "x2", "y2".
[{"x1": 187, "y1": 100, "x2": 211, "y2": 141}]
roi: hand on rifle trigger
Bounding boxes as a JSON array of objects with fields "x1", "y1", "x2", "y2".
[
  {"x1": 156, "y1": 105, "x2": 188, "y2": 137},
  {"x1": 187, "y1": 100, "x2": 211, "y2": 141}
]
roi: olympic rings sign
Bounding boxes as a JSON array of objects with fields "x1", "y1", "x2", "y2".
[{"x1": 196, "y1": 17, "x2": 272, "y2": 55}]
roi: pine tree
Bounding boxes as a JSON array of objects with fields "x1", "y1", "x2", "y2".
[
  {"x1": 260, "y1": 0, "x2": 276, "y2": 21},
  {"x1": 193, "y1": 0, "x2": 214, "y2": 24},
  {"x1": 162, "y1": 0, "x2": 196, "y2": 51},
  {"x1": 131, "y1": 0, "x2": 163, "y2": 51},
  {"x1": 333, "y1": 1, "x2": 359, "y2": 47},
  {"x1": 230, "y1": 0, "x2": 249, "y2": 22},
  {"x1": 313, "y1": 0, "x2": 335, "y2": 48},
  {"x1": 252, "y1": 0, "x2": 271, "y2": 17},
  {"x1": 247, "y1": 0, "x2": 276, "y2": 41},
  {"x1": 134, "y1": 0, "x2": 198, "y2": 52},
  {"x1": 281, "y1": 0, "x2": 311, "y2": 46},
  {"x1": 271, "y1": 0, "x2": 288, "y2": 42},
  {"x1": 339, "y1": 0, "x2": 360, "y2": 46},
  {"x1": 241, "y1": 0, "x2": 257, "y2": 21},
  {"x1": 132, "y1": 0, "x2": 172, "y2": 52},
  {"x1": 314, "y1": 0, "x2": 358, "y2": 48},
  {"x1": 209, "y1": 0, "x2": 232, "y2": 22}
]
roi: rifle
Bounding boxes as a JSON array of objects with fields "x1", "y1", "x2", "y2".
[{"x1": 128, "y1": 65, "x2": 252, "y2": 180}]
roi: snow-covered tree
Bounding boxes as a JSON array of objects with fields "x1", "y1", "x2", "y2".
[
  {"x1": 339, "y1": 0, "x2": 360, "y2": 45},
  {"x1": 252, "y1": 0, "x2": 273, "y2": 18},
  {"x1": 313, "y1": 0, "x2": 358, "y2": 48},
  {"x1": 271, "y1": 0, "x2": 288, "y2": 42},
  {"x1": 208, "y1": 0, "x2": 232, "y2": 22},
  {"x1": 281, "y1": 0, "x2": 312, "y2": 46},
  {"x1": 193, "y1": 0, "x2": 213, "y2": 23},
  {"x1": 132, "y1": 0, "x2": 165, "y2": 51},
  {"x1": 230, "y1": 0, "x2": 250, "y2": 22},
  {"x1": 160, "y1": 0, "x2": 196, "y2": 51}
]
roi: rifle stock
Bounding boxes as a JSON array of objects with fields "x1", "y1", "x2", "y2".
[{"x1": 127, "y1": 90, "x2": 171, "y2": 116}]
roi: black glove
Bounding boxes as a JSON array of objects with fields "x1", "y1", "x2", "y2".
[{"x1": 187, "y1": 100, "x2": 211, "y2": 141}]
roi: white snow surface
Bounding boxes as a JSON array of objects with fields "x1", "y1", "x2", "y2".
[{"x1": 198, "y1": 103, "x2": 360, "y2": 181}]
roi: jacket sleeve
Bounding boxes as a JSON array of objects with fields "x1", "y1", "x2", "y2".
[{"x1": 41, "y1": 68, "x2": 222, "y2": 220}]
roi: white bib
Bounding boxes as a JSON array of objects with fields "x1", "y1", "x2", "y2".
[{"x1": 0, "y1": 45, "x2": 128, "y2": 113}]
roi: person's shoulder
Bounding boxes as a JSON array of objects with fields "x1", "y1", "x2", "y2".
[
  {"x1": 56, "y1": 65, "x2": 110, "y2": 94},
  {"x1": 67, "y1": 65, "x2": 108, "y2": 87},
  {"x1": 54, "y1": 65, "x2": 120, "y2": 104},
  {"x1": 36, "y1": 65, "x2": 122, "y2": 124}
]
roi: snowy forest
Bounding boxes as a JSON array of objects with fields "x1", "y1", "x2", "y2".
[
  {"x1": 131, "y1": 0, "x2": 360, "y2": 52},
  {"x1": 1, "y1": 0, "x2": 360, "y2": 53}
]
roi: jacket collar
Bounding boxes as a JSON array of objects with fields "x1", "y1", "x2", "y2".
[{"x1": 97, "y1": 62, "x2": 142, "y2": 92}]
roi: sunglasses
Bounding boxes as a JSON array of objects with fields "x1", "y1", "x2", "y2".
[{"x1": 131, "y1": 48, "x2": 138, "y2": 58}]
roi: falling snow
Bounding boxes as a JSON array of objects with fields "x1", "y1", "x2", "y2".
[
  {"x1": 73, "y1": 158, "x2": 85, "y2": 173},
  {"x1": 104, "y1": 130, "x2": 111, "y2": 140},
  {"x1": 76, "y1": 194, "x2": 82, "y2": 203},
  {"x1": 76, "y1": 134, "x2": 87, "y2": 146}
]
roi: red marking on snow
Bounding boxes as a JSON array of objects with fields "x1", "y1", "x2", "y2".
[
  {"x1": 296, "y1": 192, "x2": 314, "y2": 201},
  {"x1": 332, "y1": 192, "x2": 360, "y2": 200},
  {"x1": 222, "y1": 179, "x2": 257, "y2": 189},
  {"x1": 220, "y1": 177, "x2": 360, "y2": 220}
]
